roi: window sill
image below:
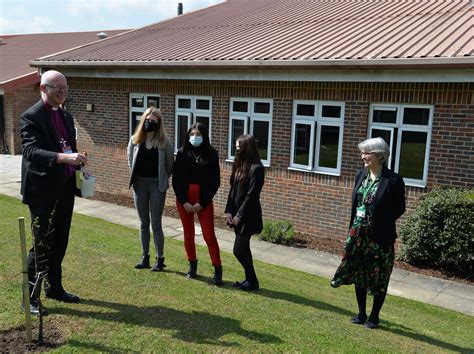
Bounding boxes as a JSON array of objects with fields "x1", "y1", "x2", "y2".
[
  {"x1": 287, "y1": 167, "x2": 341, "y2": 177},
  {"x1": 225, "y1": 159, "x2": 270, "y2": 168}
]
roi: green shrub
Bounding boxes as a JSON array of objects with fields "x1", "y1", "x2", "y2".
[
  {"x1": 258, "y1": 220, "x2": 295, "y2": 245},
  {"x1": 398, "y1": 187, "x2": 474, "y2": 275}
]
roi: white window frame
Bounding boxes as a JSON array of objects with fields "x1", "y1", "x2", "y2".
[
  {"x1": 175, "y1": 112, "x2": 192, "y2": 152},
  {"x1": 369, "y1": 103, "x2": 433, "y2": 187},
  {"x1": 228, "y1": 116, "x2": 249, "y2": 160},
  {"x1": 129, "y1": 93, "x2": 160, "y2": 135},
  {"x1": 290, "y1": 119, "x2": 316, "y2": 170},
  {"x1": 228, "y1": 97, "x2": 273, "y2": 166},
  {"x1": 175, "y1": 95, "x2": 212, "y2": 151},
  {"x1": 369, "y1": 126, "x2": 394, "y2": 168},
  {"x1": 289, "y1": 100, "x2": 345, "y2": 176}
]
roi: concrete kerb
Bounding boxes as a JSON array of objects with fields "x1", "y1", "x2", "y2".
[{"x1": 0, "y1": 154, "x2": 473, "y2": 316}]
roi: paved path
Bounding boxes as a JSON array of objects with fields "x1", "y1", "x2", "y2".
[{"x1": 1, "y1": 154, "x2": 472, "y2": 316}]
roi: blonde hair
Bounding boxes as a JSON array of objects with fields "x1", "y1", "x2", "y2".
[{"x1": 132, "y1": 107, "x2": 167, "y2": 148}]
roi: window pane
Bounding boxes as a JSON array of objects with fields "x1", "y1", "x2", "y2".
[
  {"x1": 231, "y1": 120, "x2": 245, "y2": 156},
  {"x1": 178, "y1": 98, "x2": 191, "y2": 109},
  {"x1": 296, "y1": 104, "x2": 315, "y2": 117},
  {"x1": 177, "y1": 115, "x2": 189, "y2": 147},
  {"x1": 232, "y1": 101, "x2": 248, "y2": 112},
  {"x1": 321, "y1": 105, "x2": 341, "y2": 118},
  {"x1": 399, "y1": 131, "x2": 427, "y2": 180},
  {"x1": 253, "y1": 120, "x2": 269, "y2": 160},
  {"x1": 147, "y1": 96, "x2": 160, "y2": 108},
  {"x1": 373, "y1": 108, "x2": 397, "y2": 123},
  {"x1": 131, "y1": 112, "x2": 142, "y2": 134},
  {"x1": 294, "y1": 124, "x2": 311, "y2": 165},
  {"x1": 254, "y1": 102, "x2": 270, "y2": 114},
  {"x1": 196, "y1": 99, "x2": 210, "y2": 110},
  {"x1": 196, "y1": 116, "x2": 209, "y2": 130},
  {"x1": 371, "y1": 128, "x2": 392, "y2": 148},
  {"x1": 403, "y1": 107, "x2": 430, "y2": 125},
  {"x1": 371, "y1": 128, "x2": 393, "y2": 169},
  {"x1": 318, "y1": 126, "x2": 340, "y2": 169},
  {"x1": 131, "y1": 96, "x2": 144, "y2": 108}
]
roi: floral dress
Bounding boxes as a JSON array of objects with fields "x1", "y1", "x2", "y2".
[{"x1": 331, "y1": 172, "x2": 395, "y2": 296}]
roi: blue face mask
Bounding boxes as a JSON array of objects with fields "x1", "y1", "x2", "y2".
[{"x1": 189, "y1": 135, "x2": 203, "y2": 147}]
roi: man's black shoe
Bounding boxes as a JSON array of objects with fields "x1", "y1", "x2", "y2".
[
  {"x1": 21, "y1": 302, "x2": 48, "y2": 316},
  {"x1": 45, "y1": 291, "x2": 80, "y2": 303}
]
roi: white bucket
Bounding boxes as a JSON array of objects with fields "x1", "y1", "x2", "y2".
[{"x1": 80, "y1": 176, "x2": 96, "y2": 197}]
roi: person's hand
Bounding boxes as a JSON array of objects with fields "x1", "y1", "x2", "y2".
[
  {"x1": 57, "y1": 152, "x2": 87, "y2": 165},
  {"x1": 225, "y1": 213, "x2": 233, "y2": 225},
  {"x1": 183, "y1": 202, "x2": 195, "y2": 214},
  {"x1": 193, "y1": 203, "x2": 202, "y2": 213},
  {"x1": 232, "y1": 215, "x2": 241, "y2": 225}
]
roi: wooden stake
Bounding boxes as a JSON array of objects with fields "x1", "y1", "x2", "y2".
[{"x1": 18, "y1": 217, "x2": 32, "y2": 343}]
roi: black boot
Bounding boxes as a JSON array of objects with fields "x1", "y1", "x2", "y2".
[
  {"x1": 135, "y1": 255, "x2": 150, "y2": 269},
  {"x1": 151, "y1": 257, "x2": 166, "y2": 272},
  {"x1": 187, "y1": 260, "x2": 198, "y2": 279},
  {"x1": 212, "y1": 265, "x2": 223, "y2": 286}
]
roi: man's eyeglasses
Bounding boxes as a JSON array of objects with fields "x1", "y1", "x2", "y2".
[{"x1": 44, "y1": 84, "x2": 68, "y2": 92}]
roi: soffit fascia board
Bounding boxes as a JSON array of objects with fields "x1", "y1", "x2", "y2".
[
  {"x1": 30, "y1": 57, "x2": 474, "y2": 70},
  {"x1": 51, "y1": 67, "x2": 474, "y2": 83}
]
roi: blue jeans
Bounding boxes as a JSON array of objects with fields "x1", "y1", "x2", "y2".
[{"x1": 132, "y1": 176, "x2": 166, "y2": 258}]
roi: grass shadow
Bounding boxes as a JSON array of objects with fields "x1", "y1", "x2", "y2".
[
  {"x1": 53, "y1": 298, "x2": 282, "y2": 347},
  {"x1": 67, "y1": 339, "x2": 138, "y2": 353},
  {"x1": 256, "y1": 288, "x2": 471, "y2": 352},
  {"x1": 379, "y1": 324, "x2": 473, "y2": 353}
]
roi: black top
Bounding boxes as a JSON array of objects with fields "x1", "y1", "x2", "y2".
[
  {"x1": 350, "y1": 165, "x2": 406, "y2": 248},
  {"x1": 20, "y1": 100, "x2": 80, "y2": 207},
  {"x1": 225, "y1": 163, "x2": 265, "y2": 235},
  {"x1": 172, "y1": 146, "x2": 220, "y2": 207},
  {"x1": 134, "y1": 144, "x2": 159, "y2": 178}
]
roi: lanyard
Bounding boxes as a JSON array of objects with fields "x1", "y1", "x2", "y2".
[{"x1": 362, "y1": 173, "x2": 379, "y2": 203}]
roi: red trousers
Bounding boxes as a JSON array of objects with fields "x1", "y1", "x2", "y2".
[{"x1": 176, "y1": 184, "x2": 221, "y2": 266}]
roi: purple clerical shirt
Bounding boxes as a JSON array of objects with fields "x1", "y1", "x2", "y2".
[{"x1": 43, "y1": 101, "x2": 76, "y2": 177}]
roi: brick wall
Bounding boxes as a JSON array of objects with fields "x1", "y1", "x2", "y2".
[
  {"x1": 65, "y1": 78, "x2": 474, "y2": 241},
  {"x1": 3, "y1": 85, "x2": 39, "y2": 154}
]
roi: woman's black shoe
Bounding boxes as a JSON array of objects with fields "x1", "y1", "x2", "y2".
[
  {"x1": 135, "y1": 255, "x2": 150, "y2": 269},
  {"x1": 364, "y1": 317, "x2": 379, "y2": 329},
  {"x1": 239, "y1": 280, "x2": 259, "y2": 291},
  {"x1": 151, "y1": 257, "x2": 166, "y2": 272},
  {"x1": 212, "y1": 265, "x2": 223, "y2": 285},
  {"x1": 187, "y1": 260, "x2": 198, "y2": 278},
  {"x1": 350, "y1": 314, "x2": 367, "y2": 325},
  {"x1": 233, "y1": 280, "x2": 246, "y2": 288}
]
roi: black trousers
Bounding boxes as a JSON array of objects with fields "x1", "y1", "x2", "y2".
[
  {"x1": 27, "y1": 178, "x2": 75, "y2": 297},
  {"x1": 233, "y1": 231, "x2": 258, "y2": 283}
]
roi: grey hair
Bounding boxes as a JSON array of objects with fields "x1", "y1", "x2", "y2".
[{"x1": 358, "y1": 137, "x2": 390, "y2": 165}]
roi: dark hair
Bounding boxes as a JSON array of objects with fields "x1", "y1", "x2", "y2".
[
  {"x1": 230, "y1": 134, "x2": 262, "y2": 186},
  {"x1": 182, "y1": 122, "x2": 209, "y2": 150},
  {"x1": 181, "y1": 122, "x2": 214, "y2": 162}
]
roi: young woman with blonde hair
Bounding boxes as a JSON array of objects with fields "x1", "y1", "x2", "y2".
[{"x1": 128, "y1": 107, "x2": 174, "y2": 271}]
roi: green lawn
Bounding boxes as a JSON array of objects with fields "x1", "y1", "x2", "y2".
[{"x1": 0, "y1": 194, "x2": 472, "y2": 352}]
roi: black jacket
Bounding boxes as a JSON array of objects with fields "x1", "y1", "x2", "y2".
[
  {"x1": 350, "y1": 165, "x2": 406, "y2": 248},
  {"x1": 20, "y1": 100, "x2": 79, "y2": 207},
  {"x1": 225, "y1": 163, "x2": 265, "y2": 235},
  {"x1": 172, "y1": 146, "x2": 220, "y2": 207}
]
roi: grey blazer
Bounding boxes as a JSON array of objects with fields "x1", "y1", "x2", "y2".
[{"x1": 127, "y1": 136, "x2": 174, "y2": 192}]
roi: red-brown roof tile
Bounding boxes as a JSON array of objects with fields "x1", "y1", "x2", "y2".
[
  {"x1": 31, "y1": 0, "x2": 473, "y2": 68},
  {"x1": 0, "y1": 30, "x2": 128, "y2": 88}
]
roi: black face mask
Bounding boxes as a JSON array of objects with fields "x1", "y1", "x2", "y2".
[{"x1": 144, "y1": 120, "x2": 159, "y2": 132}]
